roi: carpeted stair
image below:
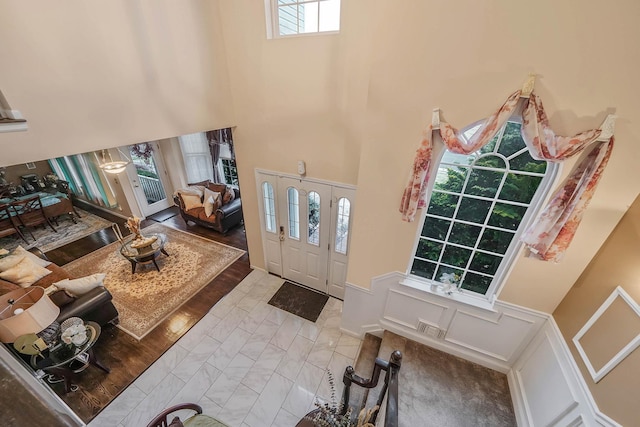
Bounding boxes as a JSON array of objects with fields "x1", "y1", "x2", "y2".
[{"x1": 350, "y1": 330, "x2": 517, "y2": 426}]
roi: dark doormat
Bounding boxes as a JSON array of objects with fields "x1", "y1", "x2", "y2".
[
  {"x1": 148, "y1": 206, "x2": 180, "y2": 222},
  {"x1": 268, "y1": 281, "x2": 329, "y2": 323}
]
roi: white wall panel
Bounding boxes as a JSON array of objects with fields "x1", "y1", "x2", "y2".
[
  {"x1": 445, "y1": 310, "x2": 536, "y2": 362},
  {"x1": 383, "y1": 289, "x2": 448, "y2": 329}
]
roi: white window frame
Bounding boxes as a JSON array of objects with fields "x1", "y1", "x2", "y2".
[
  {"x1": 404, "y1": 119, "x2": 559, "y2": 307},
  {"x1": 265, "y1": 0, "x2": 341, "y2": 39}
]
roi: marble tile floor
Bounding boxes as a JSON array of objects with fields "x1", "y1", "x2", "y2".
[{"x1": 88, "y1": 269, "x2": 362, "y2": 427}]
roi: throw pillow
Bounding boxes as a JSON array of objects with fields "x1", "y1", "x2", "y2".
[
  {"x1": 175, "y1": 186, "x2": 204, "y2": 197},
  {"x1": 54, "y1": 273, "x2": 106, "y2": 296},
  {"x1": 0, "y1": 257, "x2": 53, "y2": 287},
  {"x1": 222, "y1": 186, "x2": 236, "y2": 205},
  {"x1": 180, "y1": 193, "x2": 203, "y2": 211},
  {"x1": 14, "y1": 246, "x2": 52, "y2": 268},
  {"x1": 168, "y1": 417, "x2": 184, "y2": 427},
  {"x1": 0, "y1": 253, "x2": 25, "y2": 272},
  {"x1": 0, "y1": 246, "x2": 52, "y2": 271},
  {"x1": 203, "y1": 188, "x2": 221, "y2": 217},
  {"x1": 204, "y1": 196, "x2": 215, "y2": 217}
]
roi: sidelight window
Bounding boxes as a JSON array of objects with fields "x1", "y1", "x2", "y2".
[
  {"x1": 335, "y1": 197, "x2": 350, "y2": 254},
  {"x1": 262, "y1": 182, "x2": 276, "y2": 233}
]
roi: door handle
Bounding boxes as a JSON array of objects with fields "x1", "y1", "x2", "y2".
[{"x1": 279, "y1": 226, "x2": 285, "y2": 242}]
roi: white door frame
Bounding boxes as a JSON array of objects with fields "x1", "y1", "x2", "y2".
[
  {"x1": 124, "y1": 142, "x2": 174, "y2": 217},
  {"x1": 255, "y1": 169, "x2": 356, "y2": 298}
]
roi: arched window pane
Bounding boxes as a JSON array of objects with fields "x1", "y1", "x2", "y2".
[
  {"x1": 262, "y1": 182, "x2": 276, "y2": 233},
  {"x1": 411, "y1": 121, "x2": 555, "y2": 297},
  {"x1": 287, "y1": 187, "x2": 300, "y2": 240},
  {"x1": 308, "y1": 191, "x2": 320, "y2": 245},
  {"x1": 335, "y1": 198, "x2": 350, "y2": 254}
]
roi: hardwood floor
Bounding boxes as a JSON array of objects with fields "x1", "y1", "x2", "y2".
[{"x1": 44, "y1": 205, "x2": 252, "y2": 422}]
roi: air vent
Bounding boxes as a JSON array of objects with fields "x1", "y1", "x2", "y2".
[{"x1": 416, "y1": 320, "x2": 445, "y2": 339}]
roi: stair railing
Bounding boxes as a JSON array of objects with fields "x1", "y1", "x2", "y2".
[{"x1": 340, "y1": 350, "x2": 402, "y2": 427}]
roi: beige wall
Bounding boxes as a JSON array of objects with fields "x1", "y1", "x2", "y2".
[
  {"x1": 0, "y1": 0, "x2": 235, "y2": 166},
  {"x1": 219, "y1": 0, "x2": 640, "y2": 315},
  {"x1": 218, "y1": 0, "x2": 376, "y2": 269},
  {"x1": 554, "y1": 194, "x2": 640, "y2": 426}
]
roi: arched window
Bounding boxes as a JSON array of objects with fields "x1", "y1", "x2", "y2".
[
  {"x1": 262, "y1": 182, "x2": 276, "y2": 233},
  {"x1": 410, "y1": 121, "x2": 558, "y2": 298},
  {"x1": 287, "y1": 187, "x2": 300, "y2": 240},
  {"x1": 335, "y1": 198, "x2": 351, "y2": 254}
]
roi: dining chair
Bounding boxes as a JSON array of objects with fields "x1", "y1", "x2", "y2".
[
  {"x1": 0, "y1": 204, "x2": 28, "y2": 243},
  {"x1": 146, "y1": 403, "x2": 229, "y2": 427},
  {"x1": 10, "y1": 195, "x2": 57, "y2": 239}
]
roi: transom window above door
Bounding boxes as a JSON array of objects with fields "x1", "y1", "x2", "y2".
[
  {"x1": 410, "y1": 121, "x2": 558, "y2": 300},
  {"x1": 266, "y1": 0, "x2": 341, "y2": 38}
]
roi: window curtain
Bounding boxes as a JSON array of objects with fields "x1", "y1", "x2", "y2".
[
  {"x1": 178, "y1": 133, "x2": 214, "y2": 184},
  {"x1": 400, "y1": 87, "x2": 614, "y2": 262},
  {"x1": 206, "y1": 128, "x2": 234, "y2": 184},
  {"x1": 48, "y1": 154, "x2": 116, "y2": 207},
  {"x1": 206, "y1": 130, "x2": 223, "y2": 184}
]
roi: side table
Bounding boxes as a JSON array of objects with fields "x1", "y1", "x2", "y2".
[{"x1": 30, "y1": 321, "x2": 110, "y2": 393}]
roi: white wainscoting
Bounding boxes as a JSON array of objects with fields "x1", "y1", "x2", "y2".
[
  {"x1": 341, "y1": 272, "x2": 619, "y2": 425},
  {"x1": 340, "y1": 272, "x2": 547, "y2": 373},
  {"x1": 509, "y1": 319, "x2": 621, "y2": 427}
]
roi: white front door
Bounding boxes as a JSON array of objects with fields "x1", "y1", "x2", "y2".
[
  {"x1": 277, "y1": 176, "x2": 332, "y2": 293},
  {"x1": 126, "y1": 142, "x2": 173, "y2": 217},
  {"x1": 256, "y1": 171, "x2": 355, "y2": 298}
]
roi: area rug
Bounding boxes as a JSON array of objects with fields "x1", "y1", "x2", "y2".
[
  {"x1": 0, "y1": 208, "x2": 112, "y2": 253},
  {"x1": 268, "y1": 281, "x2": 329, "y2": 322},
  {"x1": 63, "y1": 223, "x2": 245, "y2": 340}
]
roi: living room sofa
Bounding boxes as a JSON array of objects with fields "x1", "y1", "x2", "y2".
[
  {"x1": 0, "y1": 247, "x2": 119, "y2": 329},
  {"x1": 173, "y1": 180, "x2": 243, "y2": 234}
]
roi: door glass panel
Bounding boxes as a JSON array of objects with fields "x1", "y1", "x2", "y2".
[
  {"x1": 262, "y1": 182, "x2": 276, "y2": 233},
  {"x1": 335, "y1": 197, "x2": 350, "y2": 254},
  {"x1": 129, "y1": 143, "x2": 166, "y2": 204},
  {"x1": 308, "y1": 191, "x2": 320, "y2": 246},
  {"x1": 287, "y1": 187, "x2": 300, "y2": 240}
]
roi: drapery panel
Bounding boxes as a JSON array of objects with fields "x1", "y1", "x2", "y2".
[
  {"x1": 400, "y1": 87, "x2": 614, "y2": 261},
  {"x1": 520, "y1": 137, "x2": 614, "y2": 261}
]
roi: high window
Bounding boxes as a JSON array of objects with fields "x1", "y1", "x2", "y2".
[
  {"x1": 267, "y1": 0, "x2": 341, "y2": 38},
  {"x1": 410, "y1": 121, "x2": 557, "y2": 299}
]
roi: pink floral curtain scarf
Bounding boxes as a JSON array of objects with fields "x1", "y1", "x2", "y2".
[
  {"x1": 521, "y1": 137, "x2": 614, "y2": 262},
  {"x1": 400, "y1": 90, "x2": 522, "y2": 221},
  {"x1": 400, "y1": 87, "x2": 615, "y2": 262},
  {"x1": 522, "y1": 93, "x2": 602, "y2": 161}
]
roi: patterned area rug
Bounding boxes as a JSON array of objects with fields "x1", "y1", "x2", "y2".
[
  {"x1": 0, "y1": 208, "x2": 112, "y2": 253},
  {"x1": 64, "y1": 223, "x2": 245, "y2": 340}
]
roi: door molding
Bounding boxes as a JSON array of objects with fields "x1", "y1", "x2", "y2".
[{"x1": 255, "y1": 169, "x2": 356, "y2": 297}]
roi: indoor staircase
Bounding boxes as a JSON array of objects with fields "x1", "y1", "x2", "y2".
[{"x1": 346, "y1": 330, "x2": 517, "y2": 426}]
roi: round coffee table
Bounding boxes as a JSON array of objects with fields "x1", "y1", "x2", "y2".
[
  {"x1": 120, "y1": 232, "x2": 169, "y2": 274},
  {"x1": 30, "y1": 321, "x2": 110, "y2": 393}
]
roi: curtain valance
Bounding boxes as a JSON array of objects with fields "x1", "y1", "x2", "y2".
[{"x1": 400, "y1": 80, "x2": 615, "y2": 262}]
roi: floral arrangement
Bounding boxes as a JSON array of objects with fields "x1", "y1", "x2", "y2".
[
  {"x1": 306, "y1": 370, "x2": 379, "y2": 427},
  {"x1": 125, "y1": 216, "x2": 142, "y2": 239},
  {"x1": 439, "y1": 272, "x2": 461, "y2": 295},
  {"x1": 61, "y1": 323, "x2": 88, "y2": 346}
]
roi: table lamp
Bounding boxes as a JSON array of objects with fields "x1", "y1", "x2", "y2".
[{"x1": 0, "y1": 287, "x2": 60, "y2": 343}]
